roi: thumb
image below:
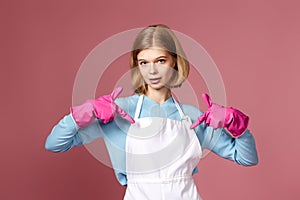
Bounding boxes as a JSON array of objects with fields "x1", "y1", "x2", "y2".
[
  {"x1": 202, "y1": 93, "x2": 212, "y2": 108},
  {"x1": 110, "y1": 87, "x2": 123, "y2": 100}
]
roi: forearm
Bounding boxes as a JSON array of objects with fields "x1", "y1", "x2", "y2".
[
  {"x1": 233, "y1": 129, "x2": 258, "y2": 166},
  {"x1": 206, "y1": 128, "x2": 258, "y2": 166},
  {"x1": 45, "y1": 114, "x2": 82, "y2": 152}
]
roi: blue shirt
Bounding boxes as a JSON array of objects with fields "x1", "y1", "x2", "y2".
[{"x1": 45, "y1": 94, "x2": 258, "y2": 186}]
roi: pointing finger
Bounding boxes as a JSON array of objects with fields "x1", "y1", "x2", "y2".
[
  {"x1": 190, "y1": 112, "x2": 207, "y2": 129},
  {"x1": 116, "y1": 105, "x2": 135, "y2": 123}
]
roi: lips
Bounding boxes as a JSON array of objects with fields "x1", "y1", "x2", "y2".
[{"x1": 149, "y1": 77, "x2": 161, "y2": 84}]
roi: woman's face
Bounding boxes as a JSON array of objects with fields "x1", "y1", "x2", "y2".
[{"x1": 137, "y1": 47, "x2": 176, "y2": 91}]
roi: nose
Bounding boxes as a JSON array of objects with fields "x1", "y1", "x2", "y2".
[{"x1": 149, "y1": 63, "x2": 158, "y2": 74}]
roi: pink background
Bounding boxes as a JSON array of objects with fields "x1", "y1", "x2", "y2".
[{"x1": 1, "y1": 0, "x2": 300, "y2": 199}]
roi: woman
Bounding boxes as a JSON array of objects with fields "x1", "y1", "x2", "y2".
[{"x1": 45, "y1": 24, "x2": 258, "y2": 199}]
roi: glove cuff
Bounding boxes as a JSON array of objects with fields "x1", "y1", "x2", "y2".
[
  {"x1": 70, "y1": 99, "x2": 95, "y2": 128},
  {"x1": 224, "y1": 108, "x2": 249, "y2": 138}
]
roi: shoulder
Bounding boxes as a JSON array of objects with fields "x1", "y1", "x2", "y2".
[
  {"x1": 115, "y1": 93, "x2": 139, "y2": 106},
  {"x1": 114, "y1": 93, "x2": 140, "y2": 113}
]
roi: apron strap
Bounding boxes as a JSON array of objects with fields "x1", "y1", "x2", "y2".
[
  {"x1": 134, "y1": 95, "x2": 144, "y2": 120},
  {"x1": 172, "y1": 97, "x2": 186, "y2": 119}
]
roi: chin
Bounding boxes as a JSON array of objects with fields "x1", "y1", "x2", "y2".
[{"x1": 148, "y1": 84, "x2": 169, "y2": 90}]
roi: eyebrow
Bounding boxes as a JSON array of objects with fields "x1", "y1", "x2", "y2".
[{"x1": 137, "y1": 56, "x2": 168, "y2": 62}]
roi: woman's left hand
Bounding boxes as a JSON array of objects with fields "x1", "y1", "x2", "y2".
[{"x1": 190, "y1": 93, "x2": 249, "y2": 138}]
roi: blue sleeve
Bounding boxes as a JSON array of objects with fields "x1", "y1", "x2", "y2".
[
  {"x1": 196, "y1": 124, "x2": 258, "y2": 166},
  {"x1": 45, "y1": 114, "x2": 104, "y2": 152},
  {"x1": 44, "y1": 96, "x2": 136, "y2": 186},
  {"x1": 182, "y1": 104, "x2": 258, "y2": 166}
]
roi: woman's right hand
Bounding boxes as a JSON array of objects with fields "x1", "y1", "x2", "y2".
[
  {"x1": 190, "y1": 93, "x2": 249, "y2": 138},
  {"x1": 71, "y1": 87, "x2": 135, "y2": 128}
]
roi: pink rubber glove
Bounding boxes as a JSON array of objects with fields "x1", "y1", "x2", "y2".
[
  {"x1": 190, "y1": 93, "x2": 249, "y2": 138},
  {"x1": 71, "y1": 87, "x2": 135, "y2": 128}
]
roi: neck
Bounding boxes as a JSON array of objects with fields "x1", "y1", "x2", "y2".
[{"x1": 145, "y1": 87, "x2": 171, "y2": 104}]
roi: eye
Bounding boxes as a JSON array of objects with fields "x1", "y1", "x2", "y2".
[
  {"x1": 139, "y1": 61, "x2": 147, "y2": 66},
  {"x1": 157, "y1": 59, "x2": 166, "y2": 64}
]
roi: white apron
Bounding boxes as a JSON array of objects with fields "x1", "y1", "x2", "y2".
[{"x1": 124, "y1": 95, "x2": 202, "y2": 200}]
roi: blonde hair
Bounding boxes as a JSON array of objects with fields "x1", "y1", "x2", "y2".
[{"x1": 130, "y1": 24, "x2": 190, "y2": 94}]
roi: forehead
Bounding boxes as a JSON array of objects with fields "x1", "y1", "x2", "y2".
[{"x1": 137, "y1": 47, "x2": 171, "y2": 60}]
